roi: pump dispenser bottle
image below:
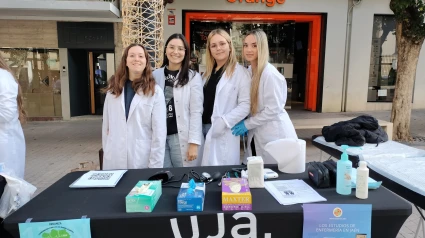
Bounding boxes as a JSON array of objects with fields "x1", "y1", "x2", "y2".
[
  {"x1": 337, "y1": 145, "x2": 352, "y2": 195},
  {"x1": 356, "y1": 161, "x2": 369, "y2": 199}
]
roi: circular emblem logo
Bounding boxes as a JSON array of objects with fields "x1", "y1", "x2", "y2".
[
  {"x1": 333, "y1": 207, "x2": 343, "y2": 217},
  {"x1": 145, "y1": 205, "x2": 150, "y2": 210},
  {"x1": 229, "y1": 182, "x2": 242, "y2": 193}
]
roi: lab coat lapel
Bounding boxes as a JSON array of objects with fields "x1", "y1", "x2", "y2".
[
  {"x1": 216, "y1": 70, "x2": 230, "y2": 96},
  {"x1": 127, "y1": 92, "x2": 142, "y2": 120},
  {"x1": 120, "y1": 92, "x2": 125, "y2": 114}
]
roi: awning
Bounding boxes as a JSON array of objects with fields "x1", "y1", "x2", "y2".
[{"x1": 0, "y1": 1, "x2": 121, "y2": 22}]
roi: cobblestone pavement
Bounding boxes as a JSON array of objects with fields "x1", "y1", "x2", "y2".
[{"x1": 21, "y1": 109, "x2": 425, "y2": 238}]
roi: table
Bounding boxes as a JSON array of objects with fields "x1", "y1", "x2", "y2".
[
  {"x1": 292, "y1": 117, "x2": 393, "y2": 140},
  {"x1": 0, "y1": 175, "x2": 12, "y2": 238},
  {"x1": 4, "y1": 165, "x2": 411, "y2": 237},
  {"x1": 312, "y1": 135, "x2": 425, "y2": 211}
]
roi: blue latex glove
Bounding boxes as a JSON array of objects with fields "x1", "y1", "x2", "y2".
[{"x1": 231, "y1": 121, "x2": 248, "y2": 136}]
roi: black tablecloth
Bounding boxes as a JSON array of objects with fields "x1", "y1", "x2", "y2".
[{"x1": 4, "y1": 165, "x2": 411, "y2": 238}]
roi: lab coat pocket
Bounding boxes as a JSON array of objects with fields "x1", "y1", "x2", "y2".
[
  {"x1": 139, "y1": 103, "x2": 153, "y2": 127},
  {"x1": 222, "y1": 84, "x2": 237, "y2": 99}
]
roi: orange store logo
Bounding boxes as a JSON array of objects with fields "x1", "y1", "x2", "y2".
[{"x1": 227, "y1": 0, "x2": 286, "y2": 7}]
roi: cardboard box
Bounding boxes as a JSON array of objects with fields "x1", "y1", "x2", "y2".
[
  {"x1": 222, "y1": 178, "x2": 252, "y2": 211},
  {"x1": 177, "y1": 182, "x2": 205, "y2": 212},
  {"x1": 126, "y1": 180, "x2": 162, "y2": 213}
]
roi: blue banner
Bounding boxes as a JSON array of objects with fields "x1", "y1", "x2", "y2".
[
  {"x1": 19, "y1": 218, "x2": 91, "y2": 238},
  {"x1": 303, "y1": 204, "x2": 372, "y2": 238}
]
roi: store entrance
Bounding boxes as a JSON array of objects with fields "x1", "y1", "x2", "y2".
[
  {"x1": 184, "y1": 12, "x2": 322, "y2": 111},
  {"x1": 68, "y1": 50, "x2": 114, "y2": 117}
]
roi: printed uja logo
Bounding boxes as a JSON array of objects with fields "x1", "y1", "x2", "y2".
[
  {"x1": 170, "y1": 212, "x2": 272, "y2": 238},
  {"x1": 333, "y1": 207, "x2": 343, "y2": 217}
]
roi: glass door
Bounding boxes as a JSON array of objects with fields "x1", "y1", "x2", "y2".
[
  {"x1": 89, "y1": 52, "x2": 112, "y2": 115},
  {"x1": 189, "y1": 20, "x2": 295, "y2": 109}
]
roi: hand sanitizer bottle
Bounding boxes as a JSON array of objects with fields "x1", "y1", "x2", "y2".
[
  {"x1": 337, "y1": 145, "x2": 352, "y2": 195},
  {"x1": 356, "y1": 161, "x2": 369, "y2": 199}
]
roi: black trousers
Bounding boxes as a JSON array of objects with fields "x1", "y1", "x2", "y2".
[{"x1": 251, "y1": 136, "x2": 256, "y2": 156}]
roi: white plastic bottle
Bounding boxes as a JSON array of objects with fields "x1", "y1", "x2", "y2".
[{"x1": 356, "y1": 161, "x2": 369, "y2": 199}]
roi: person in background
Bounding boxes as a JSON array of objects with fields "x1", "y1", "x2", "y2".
[
  {"x1": 102, "y1": 43, "x2": 166, "y2": 169},
  {"x1": 201, "y1": 29, "x2": 251, "y2": 166},
  {"x1": 0, "y1": 54, "x2": 26, "y2": 178},
  {"x1": 232, "y1": 28, "x2": 298, "y2": 164},
  {"x1": 153, "y1": 33, "x2": 203, "y2": 167}
]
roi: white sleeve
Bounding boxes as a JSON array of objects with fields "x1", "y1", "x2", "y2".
[
  {"x1": 149, "y1": 87, "x2": 167, "y2": 168},
  {"x1": 221, "y1": 68, "x2": 252, "y2": 128},
  {"x1": 244, "y1": 71, "x2": 287, "y2": 130},
  {"x1": 102, "y1": 94, "x2": 110, "y2": 152},
  {"x1": 0, "y1": 71, "x2": 18, "y2": 123},
  {"x1": 188, "y1": 73, "x2": 204, "y2": 145}
]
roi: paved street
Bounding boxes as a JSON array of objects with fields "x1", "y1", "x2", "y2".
[{"x1": 21, "y1": 109, "x2": 425, "y2": 238}]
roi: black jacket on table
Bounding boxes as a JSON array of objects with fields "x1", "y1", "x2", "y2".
[{"x1": 321, "y1": 115, "x2": 388, "y2": 146}]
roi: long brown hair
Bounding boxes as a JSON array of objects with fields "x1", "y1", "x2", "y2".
[
  {"x1": 103, "y1": 43, "x2": 155, "y2": 97},
  {"x1": 0, "y1": 54, "x2": 27, "y2": 124}
]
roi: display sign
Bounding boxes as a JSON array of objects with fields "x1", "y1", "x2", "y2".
[
  {"x1": 227, "y1": 0, "x2": 285, "y2": 7},
  {"x1": 19, "y1": 218, "x2": 91, "y2": 238},
  {"x1": 168, "y1": 9, "x2": 176, "y2": 25},
  {"x1": 303, "y1": 204, "x2": 372, "y2": 238}
]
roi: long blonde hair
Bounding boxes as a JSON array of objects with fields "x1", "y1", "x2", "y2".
[
  {"x1": 245, "y1": 29, "x2": 269, "y2": 115},
  {"x1": 0, "y1": 54, "x2": 27, "y2": 124},
  {"x1": 203, "y1": 29, "x2": 237, "y2": 83}
]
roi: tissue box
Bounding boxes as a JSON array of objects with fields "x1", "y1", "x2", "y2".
[
  {"x1": 126, "y1": 180, "x2": 162, "y2": 213},
  {"x1": 177, "y1": 182, "x2": 206, "y2": 212},
  {"x1": 222, "y1": 178, "x2": 252, "y2": 211}
]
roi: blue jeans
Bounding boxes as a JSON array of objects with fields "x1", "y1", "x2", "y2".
[
  {"x1": 203, "y1": 124, "x2": 212, "y2": 138},
  {"x1": 164, "y1": 133, "x2": 183, "y2": 168}
]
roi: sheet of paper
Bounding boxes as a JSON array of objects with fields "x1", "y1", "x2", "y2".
[
  {"x1": 303, "y1": 204, "x2": 372, "y2": 238},
  {"x1": 19, "y1": 218, "x2": 91, "y2": 238},
  {"x1": 265, "y1": 179, "x2": 327, "y2": 205},
  {"x1": 378, "y1": 89, "x2": 387, "y2": 97},
  {"x1": 69, "y1": 170, "x2": 127, "y2": 188}
]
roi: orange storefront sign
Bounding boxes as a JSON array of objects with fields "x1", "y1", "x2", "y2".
[{"x1": 227, "y1": 0, "x2": 286, "y2": 7}]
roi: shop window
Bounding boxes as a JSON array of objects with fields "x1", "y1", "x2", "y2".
[
  {"x1": 189, "y1": 21, "x2": 295, "y2": 108},
  {"x1": 0, "y1": 48, "x2": 62, "y2": 117},
  {"x1": 368, "y1": 15, "x2": 397, "y2": 102}
]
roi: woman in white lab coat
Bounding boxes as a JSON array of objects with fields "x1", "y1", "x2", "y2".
[
  {"x1": 201, "y1": 29, "x2": 251, "y2": 166},
  {"x1": 0, "y1": 54, "x2": 26, "y2": 179},
  {"x1": 102, "y1": 43, "x2": 166, "y2": 170},
  {"x1": 232, "y1": 29, "x2": 298, "y2": 164},
  {"x1": 153, "y1": 33, "x2": 203, "y2": 167}
]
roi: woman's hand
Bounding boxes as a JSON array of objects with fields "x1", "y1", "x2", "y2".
[{"x1": 187, "y1": 143, "x2": 199, "y2": 161}]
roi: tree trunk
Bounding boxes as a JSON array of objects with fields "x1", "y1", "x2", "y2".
[{"x1": 391, "y1": 22, "x2": 424, "y2": 141}]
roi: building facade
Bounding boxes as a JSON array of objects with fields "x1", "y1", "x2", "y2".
[
  {"x1": 0, "y1": 0, "x2": 121, "y2": 120},
  {"x1": 1, "y1": 0, "x2": 424, "y2": 120},
  {"x1": 163, "y1": 0, "x2": 425, "y2": 112}
]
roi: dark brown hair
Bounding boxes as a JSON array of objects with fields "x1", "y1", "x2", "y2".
[
  {"x1": 161, "y1": 33, "x2": 192, "y2": 87},
  {"x1": 0, "y1": 54, "x2": 27, "y2": 124},
  {"x1": 103, "y1": 43, "x2": 155, "y2": 97}
]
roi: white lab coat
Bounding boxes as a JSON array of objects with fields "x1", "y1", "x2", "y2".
[
  {"x1": 0, "y1": 69, "x2": 25, "y2": 179},
  {"x1": 202, "y1": 64, "x2": 251, "y2": 166},
  {"x1": 153, "y1": 68, "x2": 204, "y2": 167},
  {"x1": 102, "y1": 84, "x2": 166, "y2": 170},
  {"x1": 245, "y1": 63, "x2": 298, "y2": 164}
]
